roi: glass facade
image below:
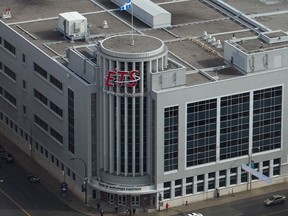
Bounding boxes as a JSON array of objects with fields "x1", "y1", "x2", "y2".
[
  {"x1": 164, "y1": 106, "x2": 179, "y2": 172},
  {"x1": 220, "y1": 93, "x2": 250, "y2": 160},
  {"x1": 161, "y1": 86, "x2": 283, "y2": 200},
  {"x1": 186, "y1": 99, "x2": 217, "y2": 167},
  {"x1": 253, "y1": 86, "x2": 282, "y2": 153}
]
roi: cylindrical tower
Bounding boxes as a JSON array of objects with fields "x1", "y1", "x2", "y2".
[{"x1": 93, "y1": 34, "x2": 168, "y2": 204}]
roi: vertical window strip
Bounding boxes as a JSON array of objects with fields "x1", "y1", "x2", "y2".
[
  {"x1": 68, "y1": 88, "x2": 75, "y2": 153},
  {"x1": 164, "y1": 106, "x2": 178, "y2": 172}
]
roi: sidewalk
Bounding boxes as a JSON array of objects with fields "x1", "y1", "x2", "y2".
[{"x1": 1, "y1": 132, "x2": 288, "y2": 216}]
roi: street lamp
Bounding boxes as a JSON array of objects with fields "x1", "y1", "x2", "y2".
[
  {"x1": 70, "y1": 157, "x2": 87, "y2": 205},
  {"x1": 248, "y1": 152, "x2": 256, "y2": 191},
  {"x1": 158, "y1": 193, "x2": 162, "y2": 211}
]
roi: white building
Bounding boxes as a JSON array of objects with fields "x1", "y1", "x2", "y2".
[{"x1": 1, "y1": 0, "x2": 288, "y2": 211}]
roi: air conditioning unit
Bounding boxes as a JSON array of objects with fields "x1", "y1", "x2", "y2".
[{"x1": 58, "y1": 11, "x2": 87, "y2": 40}]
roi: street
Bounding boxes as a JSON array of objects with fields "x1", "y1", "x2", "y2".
[
  {"x1": 176, "y1": 190, "x2": 288, "y2": 216},
  {"x1": 0, "y1": 158, "x2": 85, "y2": 216}
]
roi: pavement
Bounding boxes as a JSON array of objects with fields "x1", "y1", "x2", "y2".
[{"x1": 1, "y1": 132, "x2": 288, "y2": 216}]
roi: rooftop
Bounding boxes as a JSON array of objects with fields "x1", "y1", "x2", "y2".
[
  {"x1": 101, "y1": 34, "x2": 164, "y2": 56},
  {"x1": 1, "y1": 0, "x2": 288, "y2": 85}
]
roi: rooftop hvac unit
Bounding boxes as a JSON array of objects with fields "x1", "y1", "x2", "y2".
[{"x1": 58, "y1": 12, "x2": 87, "y2": 40}]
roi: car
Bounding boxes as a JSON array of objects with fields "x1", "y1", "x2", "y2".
[
  {"x1": 0, "y1": 145, "x2": 4, "y2": 153},
  {"x1": 27, "y1": 175, "x2": 40, "y2": 183},
  {"x1": 0, "y1": 152, "x2": 14, "y2": 163},
  {"x1": 187, "y1": 213, "x2": 203, "y2": 216},
  {"x1": 5, "y1": 153, "x2": 14, "y2": 163},
  {"x1": 264, "y1": 195, "x2": 286, "y2": 206}
]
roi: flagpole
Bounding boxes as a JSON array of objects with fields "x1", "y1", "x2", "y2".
[{"x1": 131, "y1": 1, "x2": 134, "y2": 46}]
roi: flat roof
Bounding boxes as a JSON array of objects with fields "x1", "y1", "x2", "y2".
[
  {"x1": 101, "y1": 34, "x2": 163, "y2": 54},
  {"x1": 1, "y1": 0, "x2": 288, "y2": 86}
]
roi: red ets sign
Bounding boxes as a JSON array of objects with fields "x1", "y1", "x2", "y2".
[{"x1": 105, "y1": 69, "x2": 139, "y2": 87}]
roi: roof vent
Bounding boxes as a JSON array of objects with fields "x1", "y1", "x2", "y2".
[
  {"x1": 2, "y1": 8, "x2": 12, "y2": 19},
  {"x1": 102, "y1": 20, "x2": 109, "y2": 29},
  {"x1": 202, "y1": 31, "x2": 208, "y2": 40}
]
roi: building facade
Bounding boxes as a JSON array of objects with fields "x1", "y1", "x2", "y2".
[{"x1": 1, "y1": 1, "x2": 288, "y2": 211}]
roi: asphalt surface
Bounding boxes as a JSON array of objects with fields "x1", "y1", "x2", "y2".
[
  {"x1": 2, "y1": 131, "x2": 288, "y2": 216},
  {"x1": 0, "y1": 158, "x2": 85, "y2": 216}
]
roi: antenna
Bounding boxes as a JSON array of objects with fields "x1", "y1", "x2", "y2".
[{"x1": 131, "y1": 1, "x2": 134, "y2": 46}]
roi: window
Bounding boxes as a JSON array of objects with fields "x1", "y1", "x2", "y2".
[
  {"x1": 50, "y1": 75, "x2": 63, "y2": 91},
  {"x1": 34, "y1": 115, "x2": 48, "y2": 131},
  {"x1": 273, "y1": 158, "x2": 280, "y2": 176},
  {"x1": 50, "y1": 101, "x2": 63, "y2": 117},
  {"x1": 163, "y1": 182, "x2": 171, "y2": 199},
  {"x1": 241, "y1": 169, "x2": 247, "y2": 183},
  {"x1": 131, "y1": 196, "x2": 140, "y2": 206},
  {"x1": 219, "y1": 170, "x2": 226, "y2": 187},
  {"x1": 4, "y1": 65, "x2": 16, "y2": 81},
  {"x1": 187, "y1": 99, "x2": 217, "y2": 167},
  {"x1": 252, "y1": 162, "x2": 259, "y2": 180},
  {"x1": 22, "y1": 53, "x2": 26, "y2": 63},
  {"x1": 34, "y1": 89, "x2": 48, "y2": 105},
  {"x1": 68, "y1": 88, "x2": 75, "y2": 154},
  {"x1": 23, "y1": 105, "x2": 26, "y2": 115},
  {"x1": 22, "y1": 80, "x2": 26, "y2": 89},
  {"x1": 230, "y1": 168, "x2": 237, "y2": 185},
  {"x1": 50, "y1": 127, "x2": 63, "y2": 144},
  {"x1": 175, "y1": 179, "x2": 182, "y2": 197},
  {"x1": 253, "y1": 86, "x2": 282, "y2": 153},
  {"x1": 164, "y1": 106, "x2": 178, "y2": 171},
  {"x1": 220, "y1": 93, "x2": 250, "y2": 160},
  {"x1": 208, "y1": 172, "x2": 215, "y2": 190},
  {"x1": 186, "y1": 177, "x2": 193, "y2": 195},
  {"x1": 72, "y1": 172, "x2": 76, "y2": 181},
  {"x1": 4, "y1": 40, "x2": 16, "y2": 55},
  {"x1": 196, "y1": 174, "x2": 204, "y2": 192},
  {"x1": 34, "y1": 63, "x2": 48, "y2": 79},
  {"x1": 4, "y1": 90, "x2": 16, "y2": 106}
]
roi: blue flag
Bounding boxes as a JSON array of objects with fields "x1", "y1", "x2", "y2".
[{"x1": 120, "y1": 0, "x2": 132, "y2": 11}]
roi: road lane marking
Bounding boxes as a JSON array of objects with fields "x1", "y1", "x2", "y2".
[
  {"x1": 0, "y1": 188, "x2": 32, "y2": 216},
  {"x1": 262, "y1": 208, "x2": 288, "y2": 216}
]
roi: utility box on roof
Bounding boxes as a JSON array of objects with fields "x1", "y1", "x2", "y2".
[{"x1": 58, "y1": 11, "x2": 87, "y2": 40}]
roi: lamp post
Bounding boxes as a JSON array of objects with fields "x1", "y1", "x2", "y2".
[
  {"x1": 248, "y1": 152, "x2": 252, "y2": 191},
  {"x1": 158, "y1": 193, "x2": 162, "y2": 211},
  {"x1": 248, "y1": 152, "x2": 256, "y2": 191},
  {"x1": 71, "y1": 157, "x2": 87, "y2": 205}
]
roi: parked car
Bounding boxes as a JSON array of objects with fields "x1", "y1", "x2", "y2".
[
  {"x1": 187, "y1": 213, "x2": 203, "y2": 216},
  {"x1": 0, "y1": 145, "x2": 5, "y2": 153},
  {"x1": 27, "y1": 175, "x2": 40, "y2": 183},
  {"x1": 264, "y1": 195, "x2": 286, "y2": 206},
  {"x1": 0, "y1": 152, "x2": 14, "y2": 163},
  {"x1": 4, "y1": 153, "x2": 14, "y2": 163}
]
